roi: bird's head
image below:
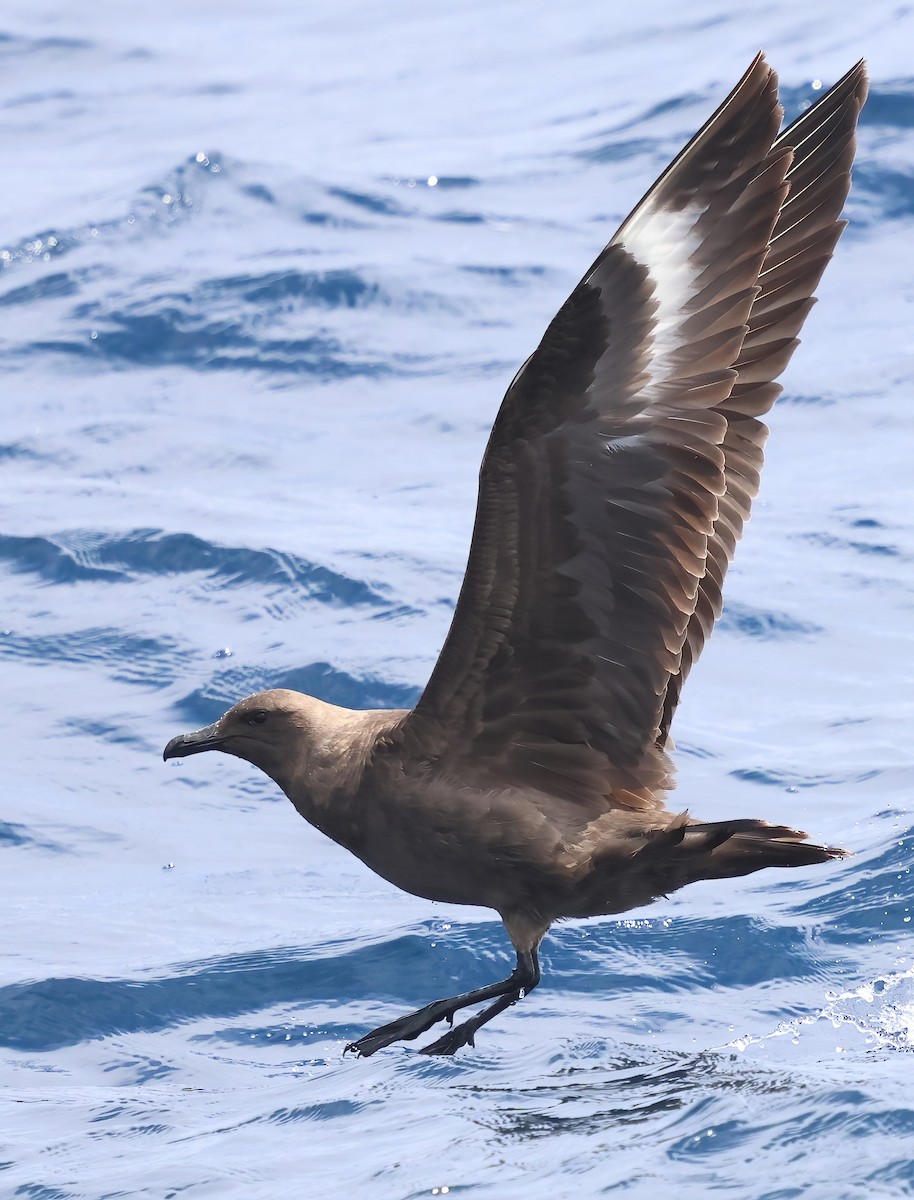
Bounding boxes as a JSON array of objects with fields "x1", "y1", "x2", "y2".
[
  {"x1": 164, "y1": 688, "x2": 406, "y2": 828},
  {"x1": 163, "y1": 689, "x2": 318, "y2": 785}
]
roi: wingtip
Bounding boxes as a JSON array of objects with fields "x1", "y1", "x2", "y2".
[
  {"x1": 839, "y1": 56, "x2": 870, "y2": 100},
  {"x1": 854, "y1": 58, "x2": 870, "y2": 105},
  {"x1": 747, "y1": 49, "x2": 777, "y2": 88},
  {"x1": 823, "y1": 57, "x2": 870, "y2": 106},
  {"x1": 726, "y1": 51, "x2": 776, "y2": 103}
]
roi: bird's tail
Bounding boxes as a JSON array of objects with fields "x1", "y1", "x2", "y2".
[
  {"x1": 577, "y1": 812, "x2": 847, "y2": 918},
  {"x1": 636, "y1": 815, "x2": 848, "y2": 882}
]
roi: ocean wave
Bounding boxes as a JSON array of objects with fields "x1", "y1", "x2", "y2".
[
  {"x1": 0, "y1": 530, "x2": 396, "y2": 605},
  {"x1": 716, "y1": 603, "x2": 823, "y2": 639},
  {"x1": 175, "y1": 660, "x2": 421, "y2": 723}
]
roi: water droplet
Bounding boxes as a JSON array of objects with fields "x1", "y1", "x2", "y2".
[{"x1": 427, "y1": 175, "x2": 438, "y2": 187}]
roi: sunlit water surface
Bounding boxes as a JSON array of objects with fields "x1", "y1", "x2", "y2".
[{"x1": 3, "y1": 1, "x2": 914, "y2": 1196}]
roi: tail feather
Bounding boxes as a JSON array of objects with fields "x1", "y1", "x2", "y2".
[
  {"x1": 579, "y1": 814, "x2": 846, "y2": 918},
  {"x1": 682, "y1": 818, "x2": 848, "y2": 877},
  {"x1": 633, "y1": 815, "x2": 848, "y2": 882}
]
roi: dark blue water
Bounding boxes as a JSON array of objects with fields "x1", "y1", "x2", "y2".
[{"x1": 3, "y1": 2, "x2": 913, "y2": 1196}]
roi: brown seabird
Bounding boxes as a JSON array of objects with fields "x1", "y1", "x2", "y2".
[{"x1": 164, "y1": 55, "x2": 868, "y2": 1056}]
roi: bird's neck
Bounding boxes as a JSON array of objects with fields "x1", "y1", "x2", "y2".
[{"x1": 278, "y1": 707, "x2": 408, "y2": 851}]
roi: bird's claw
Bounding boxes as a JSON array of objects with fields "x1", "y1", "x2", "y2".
[{"x1": 344, "y1": 1035, "x2": 383, "y2": 1058}]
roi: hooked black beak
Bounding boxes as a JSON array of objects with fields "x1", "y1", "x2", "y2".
[{"x1": 163, "y1": 721, "x2": 227, "y2": 761}]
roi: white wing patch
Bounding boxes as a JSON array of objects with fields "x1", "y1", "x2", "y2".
[{"x1": 614, "y1": 204, "x2": 705, "y2": 393}]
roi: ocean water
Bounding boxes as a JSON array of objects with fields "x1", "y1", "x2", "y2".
[{"x1": 3, "y1": 0, "x2": 914, "y2": 1195}]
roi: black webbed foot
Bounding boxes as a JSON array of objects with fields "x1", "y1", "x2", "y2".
[
  {"x1": 344, "y1": 946, "x2": 540, "y2": 1057},
  {"x1": 418, "y1": 987, "x2": 523, "y2": 1055},
  {"x1": 344, "y1": 999, "x2": 451, "y2": 1057},
  {"x1": 418, "y1": 1020, "x2": 478, "y2": 1055}
]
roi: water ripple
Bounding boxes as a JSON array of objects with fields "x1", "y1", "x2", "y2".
[
  {"x1": 177, "y1": 660, "x2": 420, "y2": 722},
  {"x1": 0, "y1": 530, "x2": 395, "y2": 605}
]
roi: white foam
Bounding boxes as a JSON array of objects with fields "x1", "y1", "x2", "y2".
[{"x1": 724, "y1": 966, "x2": 914, "y2": 1058}]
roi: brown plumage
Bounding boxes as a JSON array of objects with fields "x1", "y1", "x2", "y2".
[{"x1": 163, "y1": 55, "x2": 867, "y2": 1056}]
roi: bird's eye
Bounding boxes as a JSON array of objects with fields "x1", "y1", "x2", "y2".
[{"x1": 244, "y1": 710, "x2": 268, "y2": 726}]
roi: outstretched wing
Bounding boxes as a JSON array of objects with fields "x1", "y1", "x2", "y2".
[
  {"x1": 397, "y1": 57, "x2": 862, "y2": 812},
  {"x1": 657, "y1": 59, "x2": 868, "y2": 743}
]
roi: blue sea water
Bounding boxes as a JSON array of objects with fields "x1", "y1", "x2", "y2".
[{"x1": 3, "y1": 0, "x2": 914, "y2": 1195}]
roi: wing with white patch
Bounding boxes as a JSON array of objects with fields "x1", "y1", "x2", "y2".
[
  {"x1": 656, "y1": 59, "x2": 868, "y2": 743},
  {"x1": 396, "y1": 57, "x2": 802, "y2": 810}
]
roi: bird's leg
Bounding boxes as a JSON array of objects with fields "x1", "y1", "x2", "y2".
[
  {"x1": 419, "y1": 948, "x2": 541, "y2": 1055},
  {"x1": 345, "y1": 948, "x2": 539, "y2": 1058}
]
